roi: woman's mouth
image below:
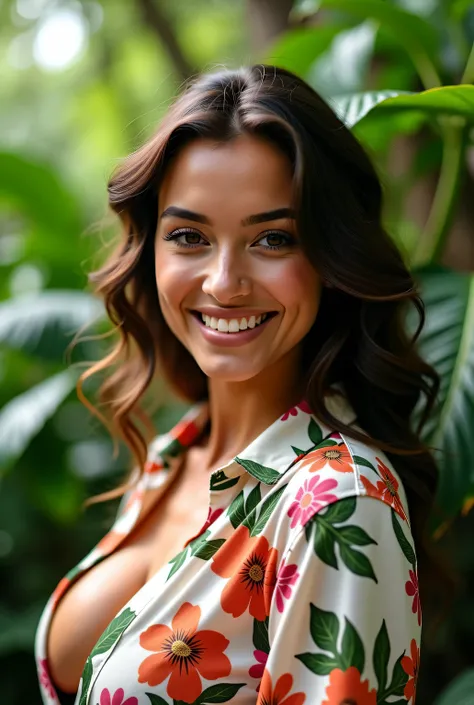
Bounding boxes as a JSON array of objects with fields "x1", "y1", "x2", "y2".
[{"x1": 190, "y1": 310, "x2": 278, "y2": 346}]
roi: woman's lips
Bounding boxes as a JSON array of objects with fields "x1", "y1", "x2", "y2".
[{"x1": 190, "y1": 311, "x2": 277, "y2": 347}]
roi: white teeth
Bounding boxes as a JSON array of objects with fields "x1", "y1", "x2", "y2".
[{"x1": 200, "y1": 312, "x2": 270, "y2": 333}]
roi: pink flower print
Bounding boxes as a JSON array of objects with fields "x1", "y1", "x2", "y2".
[
  {"x1": 281, "y1": 400, "x2": 312, "y2": 421},
  {"x1": 99, "y1": 688, "x2": 138, "y2": 705},
  {"x1": 287, "y1": 475, "x2": 338, "y2": 528},
  {"x1": 38, "y1": 659, "x2": 56, "y2": 700},
  {"x1": 249, "y1": 649, "x2": 269, "y2": 691},
  {"x1": 275, "y1": 558, "x2": 300, "y2": 613},
  {"x1": 405, "y1": 569, "x2": 422, "y2": 626}
]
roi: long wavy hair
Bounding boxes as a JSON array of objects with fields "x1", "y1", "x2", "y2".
[{"x1": 78, "y1": 64, "x2": 441, "y2": 587}]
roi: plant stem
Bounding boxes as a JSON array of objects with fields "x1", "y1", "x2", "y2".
[
  {"x1": 461, "y1": 41, "x2": 474, "y2": 84},
  {"x1": 414, "y1": 122, "x2": 466, "y2": 266}
]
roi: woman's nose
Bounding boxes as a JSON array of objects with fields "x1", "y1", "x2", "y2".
[{"x1": 201, "y1": 252, "x2": 251, "y2": 303}]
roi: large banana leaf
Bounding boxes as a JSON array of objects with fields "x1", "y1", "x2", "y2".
[
  {"x1": 416, "y1": 268, "x2": 474, "y2": 518},
  {"x1": 0, "y1": 290, "x2": 105, "y2": 362},
  {"x1": 0, "y1": 369, "x2": 78, "y2": 473},
  {"x1": 332, "y1": 85, "x2": 474, "y2": 129},
  {"x1": 265, "y1": 25, "x2": 342, "y2": 76}
]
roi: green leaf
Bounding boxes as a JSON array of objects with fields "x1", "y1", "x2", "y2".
[
  {"x1": 193, "y1": 539, "x2": 226, "y2": 560},
  {"x1": 373, "y1": 620, "x2": 390, "y2": 694},
  {"x1": 78, "y1": 657, "x2": 93, "y2": 705},
  {"x1": 250, "y1": 486, "x2": 286, "y2": 536},
  {"x1": 384, "y1": 653, "x2": 409, "y2": 699},
  {"x1": 265, "y1": 25, "x2": 342, "y2": 77},
  {"x1": 167, "y1": 547, "x2": 189, "y2": 580},
  {"x1": 416, "y1": 268, "x2": 474, "y2": 518},
  {"x1": 90, "y1": 607, "x2": 136, "y2": 657},
  {"x1": 330, "y1": 90, "x2": 408, "y2": 128},
  {"x1": 340, "y1": 618, "x2": 365, "y2": 673},
  {"x1": 0, "y1": 370, "x2": 77, "y2": 473},
  {"x1": 227, "y1": 490, "x2": 245, "y2": 529},
  {"x1": 190, "y1": 530, "x2": 211, "y2": 556},
  {"x1": 320, "y1": 0, "x2": 440, "y2": 71},
  {"x1": 253, "y1": 617, "x2": 270, "y2": 653},
  {"x1": 296, "y1": 652, "x2": 340, "y2": 675},
  {"x1": 353, "y1": 455, "x2": 377, "y2": 473},
  {"x1": 391, "y1": 511, "x2": 416, "y2": 566},
  {"x1": 313, "y1": 522, "x2": 338, "y2": 569},
  {"x1": 369, "y1": 85, "x2": 474, "y2": 122},
  {"x1": 195, "y1": 683, "x2": 246, "y2": 704},
  {"x1": 145, "y1": 694, "x2": 169, "y2": 705},
  {"x1": 308, "y1": 418, "x2": 323, "y2": 446},
  {"x1": 433, "y1": 667, "x2": 474, "y2": 705},
  {"x1": 210, "y1": 471, "x2": 240, "y2": 491},
  {"x1": 235, "y1": 458, "x2": 280, "y2": 484},
  {"x1": 292, "y1": 445, "x2": 306, "y2": 456},
  {"x1": 245, "y1": 483, "x2": 262, "y2": 515},
  {"x1": 309, "y1": 604, "x2": 340, "y2": 654},
  {"x1": 321, "y1": 496, "x2": 356, "y2": 524},
  {"x1": 339, "y1": 543, "x2": 378, "y2": 583},
  {"x1": 338, "y1": 525, "x2": 377, "y2": 547},
  {"x1": 0, "y1": 291, "x2": 104, "y2": 361}
]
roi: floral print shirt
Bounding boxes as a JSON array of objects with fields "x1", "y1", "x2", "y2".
[{"x1": 35, "y1": 394, "x2": 421, "y2": 705}]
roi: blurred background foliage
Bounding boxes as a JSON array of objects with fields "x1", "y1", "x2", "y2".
[{"x1": 1, "y1": 0, "x2": 474, "y2": 702}]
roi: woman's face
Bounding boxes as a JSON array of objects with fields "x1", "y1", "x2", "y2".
[{"x1": 154, "y1": 134, "x2": 322, "y2": 383}]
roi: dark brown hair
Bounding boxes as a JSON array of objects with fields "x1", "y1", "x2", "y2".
[{"x1": 79, "y1": 64, "x2": 440, "y2": 585}]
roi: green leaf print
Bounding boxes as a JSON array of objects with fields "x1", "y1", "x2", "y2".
[
  {"x1": 391, "y1": 510, "x2": 416, "y2": 567},
  {"x1": 210, "y1": 471, "x2": 240, "y2": 491},
  {"x1": 193, "y1": 538, "x2": 226, "y2": 560},
  {"x1": 253, "y1": 616, "x2": 270, "y2": 653},
  {"x1": 340, "y1": 618, "x2": 365, "y2": 673},
  {"x1": 309, "y1": 604, "x2": 340, "y2": 653},
  {"x1": 194, "y1": 683, "x2": 246, "y2": 704},
  {"x1": 228, "y1": 490, "x2": 245, "y2": 528},
  {"x1": 250, "y1": 485, "x2": 286, "y2": 536},
  {"x1": 313, "y1": 523, "x2": 338, "y2": 569},
  {"x1": 145, "y1": 694, "x2": 170, "y2": 705},
  {"x1": 339, "y1": 542, "x2": 378, "y2": 582},
  {"x1": 167, "y1": 546, "x2": 189, "y2": 580},
  {"x1": 321, "y1": 496, "x2": 356, "y2": 524},
  {"x1": 291, "y1": 445, "x2": 306, "y2": 456},
  {"x1": 189, "y1": 530, "x2": 211, "y2": 555},
  {"x1": 91, "y1": 607, "x2": 136, "y2": 656},
  {"x1": 245, "y1": 483, "x2": 262, "y2": 515},
  {"x1": 78, "y1": 656, "x2": 93, "y2": 705},
  {"x1": 384, "y1": 653, "x2": 409, "y2": 699},
  {"x1": 353, "y1": 455, "x2": 377, "y2": 473},
  {"x1": 296, "y1": 652, "x2": 340, "y2": 675},
  {"x1": 373, "y1": 620, "x2": 390, "y2": 694},
  {"x1": 308, "y1": 418, "x2": 323, "y2": 446},
  {"x1": 309, "y1": 497, "x2": 377, "y2": 581},
  {"x1": 235, "y1": 457, "x2": 280, "y2": 484}
]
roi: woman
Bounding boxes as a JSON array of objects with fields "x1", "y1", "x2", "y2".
[{"x1": 35, "y1": 65, "x2": 437, "y2": 705}]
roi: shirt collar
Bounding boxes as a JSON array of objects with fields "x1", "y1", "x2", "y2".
[{"x1": 147, "y1": 391, "x2": 357, "y2": 486}]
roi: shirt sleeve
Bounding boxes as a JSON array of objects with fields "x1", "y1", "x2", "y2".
[{"x1": 257, "y1": 495, "x2": 421, "y2": 705}]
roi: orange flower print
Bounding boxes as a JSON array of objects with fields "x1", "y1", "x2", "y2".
[
  {"x1": 257, "y1": 670, "x2": 305, "y2": 705},
  {"x1": 360, "y1": 457, "x2": 407, "y2": 521},
  {"x1": 299, "y1": 442, "x2": 354, "y2": 474},
  {"x1": 211, "y1": 524, "x2": 278, "y2": 621},
  {"x1": 405, "y1": 569, "x2": 421, "y2": 626},
  {"x1": 322, "y1": 667, "x2": 377, "y2": 705},
  {"x1": 138, "y1": 602, "x2": 231, "y2": 704},
  {"x1": 401, "y1": 639, "x2": 420, "y2": 703}
]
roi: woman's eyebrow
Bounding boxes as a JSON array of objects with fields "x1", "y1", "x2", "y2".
[{"x1": 160, "y1": 206, "x2": 296, "y2": 226}]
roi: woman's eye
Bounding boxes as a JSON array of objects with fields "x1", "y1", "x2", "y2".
[
  {"x1": 256, "y1": 231, "x2": 295, "y2": 250},
  {"x1": 163, "y1": 228, "x2": 207, "y2": 248}
]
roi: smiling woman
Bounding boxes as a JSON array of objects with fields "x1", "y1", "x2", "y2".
[{"x1": 35, "y1": 65, "x2": 440, "y2": 705}]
